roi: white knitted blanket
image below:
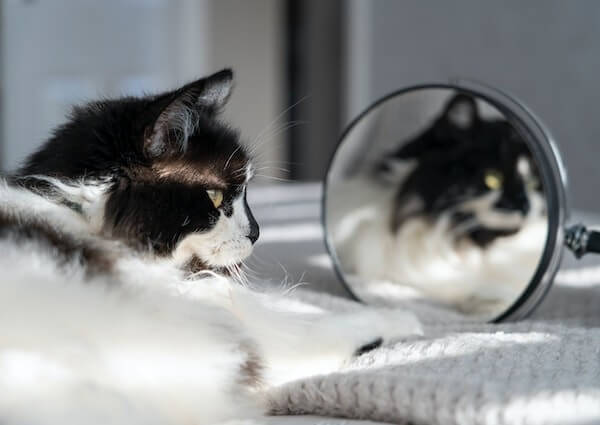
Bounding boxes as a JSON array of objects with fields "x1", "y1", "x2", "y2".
[{"x1": 249, "y1": 184, "x2": 600, "y2": 425}]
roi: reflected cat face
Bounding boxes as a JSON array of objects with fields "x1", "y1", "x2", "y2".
[{"x1": 379, "y1": 94, "x2": 543, "y2": 246}]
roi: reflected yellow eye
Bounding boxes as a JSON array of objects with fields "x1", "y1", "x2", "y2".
[
  {"x1": 484, "y1": 170, "x2": 503, "y2": 190},
  {"x1": 206, "y1": 189, "x2": 224, "y2": 208},
  {"x1": 526, "y1": 177, "x2": 540, "y2": 191}
]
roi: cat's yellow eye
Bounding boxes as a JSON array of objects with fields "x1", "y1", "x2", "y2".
[
  {"x1": 206, "y1": 189, "x2": 224, "y2": 208},
  {"x1": 527, "y1": 177, "x2": 540, "y2": 191},
  {"x1": 484, "y1": 169, "x2": 503, "y2": 190}
]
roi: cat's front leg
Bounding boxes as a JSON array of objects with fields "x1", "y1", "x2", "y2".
[{"x1": 227, "y1": 287, "x2": 422, "y2": 386}]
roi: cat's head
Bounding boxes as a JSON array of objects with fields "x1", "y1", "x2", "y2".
[
  {"x1": 380, "y1": 94, "x2": 542, "y2": 246},
  {"x1": 18, "y1": 69, "x2": 259, "y2": 271}
]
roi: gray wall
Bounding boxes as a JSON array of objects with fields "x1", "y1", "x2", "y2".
[
  {"x1": 346, "y1": 0, "x2": 600, "y2": 212},
  {"x1": 288, "y1": 0, "x2": 343, "y2": 181},
  {"x1": 212, "y1": 0, "x2": 286, "y2": 180},
  {"x1": 0, "y1": 0, "x2": 285, "y2": 178}
]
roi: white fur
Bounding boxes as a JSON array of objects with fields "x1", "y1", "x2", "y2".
[
  {"x1": 151, "y1": 93, "x2": 201, "y2": 153},
  {"x1": 329, "y1": 177, "x2": 547, "y2": 317},
  {"x1": 174, "y1": 166, "x2": 255, "y2": 268},
  {"x1": 24, "y1": 176, "x2": 111, "y2": 233},
  {"x1": 173, "y1": 192, "x2": 253, "y2": 268},
  {"x1": 458, "y1": 191, "x2": 525, "y2": 230},
  {"x1": 0, "y1": 181, "x2": 422, "y2": 424}
]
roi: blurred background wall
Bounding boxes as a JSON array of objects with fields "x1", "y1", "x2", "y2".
[
  {"x1": 1, "y1": 0, "x2": 285, "y2": 179},
  {"x1": 1, "y1": 0, "x2": 600, "y2": 210},
  {"x1": 345, "y1": 0, "x2": 600, "y2": 212}
]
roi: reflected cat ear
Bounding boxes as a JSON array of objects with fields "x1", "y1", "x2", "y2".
[
  {"x1": 144, "y1": 69, "x2": 234, "y2": 158},
  {"x1": 443, "y1": 94, "x2": 479, "y2": 129}
]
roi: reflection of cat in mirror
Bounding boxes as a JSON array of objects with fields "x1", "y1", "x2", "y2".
[
  {"x1": 380, "y1": 94, "x2": 543, "y2": 247},
  {"x1": 331, "y1": 93, "x2": 548, "y2": 317},
  {"x1": 370, "y1": 94, "x2": 548, "y2": 314}
]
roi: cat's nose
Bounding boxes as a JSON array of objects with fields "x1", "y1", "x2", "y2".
[
  {"x1": 243, "y1": 192, "x2": 259, "y2": 244},
  {"x1": 248, "y1": 225, "x2": 259, "y2": 244}
]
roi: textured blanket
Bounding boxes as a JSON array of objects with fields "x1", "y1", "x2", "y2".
[{"x1": 248, "y1": 183, "x2": 600, "y2": 425}]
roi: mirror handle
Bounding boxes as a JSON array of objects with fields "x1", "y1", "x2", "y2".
[{"x1": 565, "y1": 224, "x2": 600, "y2": 258}]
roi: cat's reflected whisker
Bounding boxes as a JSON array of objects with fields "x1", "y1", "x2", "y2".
[
  {"x1": 449, "y1": 218, "x2": 481, "y2": 238},
  {"x1": 432, "y1": 195, "x2": 473, "y2": 213}
]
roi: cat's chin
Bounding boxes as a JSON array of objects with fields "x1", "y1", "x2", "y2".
[
  {"x1": 180, "y1": 242, "x2": 253, "y2": 275},
  {"x1": 466, "y1": 226, "x2": 520, "y2": 247},
  {"x1": 172, "y1": 232, "x2": 254, "y2": 270},
  {"x1": 183, "y1": 256, "x2": 248, "y2": 279}
]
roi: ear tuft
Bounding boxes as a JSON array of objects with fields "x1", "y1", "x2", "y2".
[
  {"x1": 196, "y1": 68, "x2": 234, "y2": 110},
  {"x1": 143, "y1": 69, "x2": 235, "y2": 159},
  {"x1": 444, "y1": 94, "x2": 479, "y2": 129}
]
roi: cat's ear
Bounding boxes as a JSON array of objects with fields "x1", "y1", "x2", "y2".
[
  {"x1": 443, "y1": 94, "x2": 479, "y2": 129},
  {"x1": 144, "y1": 69, "x2": 234, "y2": 158},
  {"x1": 192, "y1": 68, "x2": 234, "y2": 110}
]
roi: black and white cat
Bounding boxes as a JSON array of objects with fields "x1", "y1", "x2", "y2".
[
  {"x1": 331, "y1": 94, "x2": 547, "y2": 314},
  {"x1": 382, "y1": 94, "x2": 543, "y2": 247},
  {"x1": 0, "y1": 70, "x2": 421, "y2": 424}
]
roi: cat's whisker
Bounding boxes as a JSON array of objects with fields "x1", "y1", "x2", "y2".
[
  {"x1": 229, "y1": 263, "x2": 252, "y2": 288},
  {"x1": 240, "y1": 261, "x2": 261, "y2": 281},
  {"x1": 431, "y1": 196, "x2": 477, "y2": 216},
  {"x1": 245, "y1": 252, "x2": 271, "y2": 268},
  {"x1": 248, "y1": 161, "x2": 299, "y2": 180},
  {"x1": 250, "y1": 95, "x2": 310, "y2": 148},
  {"x1": 257, "y1": 120, "x2": 306, "y2": 144},
  {"x1": 224, "y1": 145, "x2": 243, "y2": 171},
  {"x1": 231, "y1": 166, "x2": 248, "y2": 178},
  {"x1": 250, "y1": 121, "x2": 306, "y2": 154},
  {"x1": 252, "y1": 174, "x2": 293, "y2": 182},
  {"x1": 226, "y1": 264, "x2": 240, "y2": 285},
  {"x1": 251, "y1": 160, "x2": 300, "y2": 168},
  {"x1": 246, "y1": 120, "x2": 307, "y2": 166},
  {"x1": 187, "y1": 268, "x2": 227, "y2": 282},
  {"x1": 280, "y1": 280, "x2": 310, "y2": 296},
  {"x1": 275, "y1": 261, "x2": 297, "y2": 287},
  {"x1": 252, "y1": 166, "x2": 291, "y2": 174},
  {"x1": 449, "y1": 218, "x2": 481, "y2": 239}
]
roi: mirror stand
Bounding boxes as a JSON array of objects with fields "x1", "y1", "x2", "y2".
[{"x1": 565, "y1": 224, "x2": 600, "y2": 258}]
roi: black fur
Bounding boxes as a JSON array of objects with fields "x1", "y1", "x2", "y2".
[
  {"x1": 0, "y1": 210, "x2": 116, "y2": 276},
  {"x1": 380, "y1": 94, "x2": 540, "y2": 246},
  {"x1": 14, "y1": 69, "x2": 259, "y2": 257}
]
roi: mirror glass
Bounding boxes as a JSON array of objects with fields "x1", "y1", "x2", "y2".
[{"x1": 325, "y1": 88, "x2": 550, "y2": 321}]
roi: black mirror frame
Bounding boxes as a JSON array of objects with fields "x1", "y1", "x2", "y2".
[{"x1": 322, "y1": 81, "x2": 568, "y2": 323}]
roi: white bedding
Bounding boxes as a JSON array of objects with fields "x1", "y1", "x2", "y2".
[{"x1": 246, "y1": 183, "x2": 600, "y2": 425}]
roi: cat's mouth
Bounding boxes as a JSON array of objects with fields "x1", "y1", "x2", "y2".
[
  {"x1": 467, "y1": 226, "x2": 520, "y2": 247},
  {"x1": 451, "y1": 210, "x2": 523, "y2": 247},
  {"x1": 172, "y1": 229, "x2": 254, "y2": 267}
]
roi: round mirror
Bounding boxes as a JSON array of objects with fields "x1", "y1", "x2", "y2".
[{"x1": 324, "y1": 84, "x2": 568, "y2": 322}]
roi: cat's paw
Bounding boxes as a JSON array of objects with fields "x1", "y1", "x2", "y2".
[
  {"x1": 374, "y1": 308, "x2": 424, "y2": 340},
  {"x1": 355, "y1": 337, "x2": 383, "y2": 356},
  {"x1": 351, "y1": 308, "x2": 423, "y2": 356}
]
